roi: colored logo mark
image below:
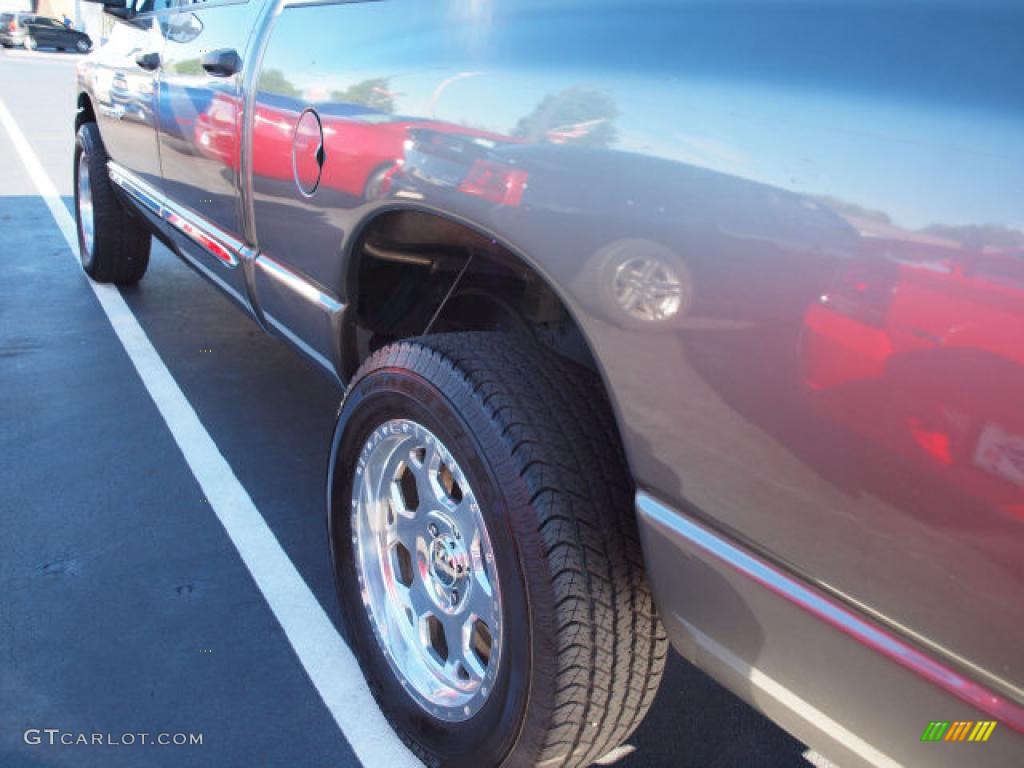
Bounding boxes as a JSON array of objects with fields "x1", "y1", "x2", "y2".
[{"x1": 920, "y1": 721, "x2": 996, "y2": 742}]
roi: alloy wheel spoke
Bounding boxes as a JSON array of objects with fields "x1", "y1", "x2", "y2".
[
  {"x1": 391, "y1": 500, "x2": 421, "y2": 553},
  {"x1": 465, "y1": 567, "x2": 496, "y2": 623},
  {"x1": 435, "y1": 613, "x2": 476, "y2": 684},
  {"x1": 404, "y1": 440, "x2": 438, "y2": 511},
  {"x1": 448, "y1": 497, "x2": 480, "y2": 539},
  {"x1": 404, "y1": 578, "x2": 434, "y2": 624}
]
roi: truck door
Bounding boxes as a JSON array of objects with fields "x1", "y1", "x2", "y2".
[
  {"x1": 156, "y1": 0, "x2": 266, "y2": 311},
  {"x1": 91, "y1": 2, "x2": 168, "y2": 192}
]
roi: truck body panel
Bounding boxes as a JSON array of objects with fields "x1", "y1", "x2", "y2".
[{"x1": 77, "y1": 1, "x2": 1024, "y2": 763}]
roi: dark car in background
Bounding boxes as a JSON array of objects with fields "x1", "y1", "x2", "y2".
[{"x1": 0, "y1": 13, "x2": 91, "y2": 52}]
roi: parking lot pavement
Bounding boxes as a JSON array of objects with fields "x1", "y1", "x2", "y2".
[
  {"x1": 0, "y1": 47, "x2": 88, "y2": 63},
  {"x1": 0, "y1": 53, "x2": 808, "y2": 768}
]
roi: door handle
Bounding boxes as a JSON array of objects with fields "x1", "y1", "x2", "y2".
[
  {"x1": 135, "y1": 51, "x2": 160, "y2": 71},
  {"x1": 200, "y1": 48, "x2": 241, "y2": 77}
]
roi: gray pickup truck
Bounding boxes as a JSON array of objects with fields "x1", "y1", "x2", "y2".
[{"x1": 73, "y1": 1, "x2": 1024, "y2": 766}]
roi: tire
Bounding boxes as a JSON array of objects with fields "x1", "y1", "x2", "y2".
[
  {"x1": 363, "y1": 162, "x2": 395, "y2": 201},
  {"x1": 328, "y1": 332, "x2": 667, "y2": 768},
  {"x1": 74, "y1": 122, "x2": 151, "y2": 284}
]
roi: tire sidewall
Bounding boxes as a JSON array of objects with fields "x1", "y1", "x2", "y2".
[{"x1": 328, "y1": 364, "x2": 542, "y2": 768}]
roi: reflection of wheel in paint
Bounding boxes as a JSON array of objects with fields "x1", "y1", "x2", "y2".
[
  {"x1": 574, "y1": 238, "x2": 693, "y2": 331},
  {"x1": 363, "y1": 163, "x2": 396, "y2": 201},
  {"x1": 611, "y1": 255, "x2": 686, "y2": 322},
  {"x1": 24, "y1": 36, "x2": 37, "y2": 51},
  {"x1": 76, "y1": 39, "x2": 90, "y2": 53}
]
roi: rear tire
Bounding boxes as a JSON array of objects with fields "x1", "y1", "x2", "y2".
[
  {"x1": 328, "y1": 332, "x2": 667, "y2": 768},
  {"x1": 363, "y1": 163, "x2": 395, "y2": 201},
  {"x1": 74, "y1": 122, "x2": 151, "y2": 284}
]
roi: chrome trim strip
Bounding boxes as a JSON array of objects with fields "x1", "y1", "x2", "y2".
[
  {"x1": 681, "y1": 618, "x2": 901, "y2": 768},
  {"x1": 636, "y1": 491, "x2": 1024, "y2": 733},
  {"x1": 107, "y1": 162, "x2": 162, "y2": 218},
  {"x1": 179, "y1": 248, "x2": 248, "y2": 308},
  {"x1": 256, "y1": 253, "x2": 343, "y2": 313},
  {"x1": 107, "y1": 161, "x2": 243, "y2": 268}
]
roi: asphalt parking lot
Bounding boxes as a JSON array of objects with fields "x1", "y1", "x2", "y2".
[{"x1": 0, "y1": 48, "x2": 810, "y2": 768}]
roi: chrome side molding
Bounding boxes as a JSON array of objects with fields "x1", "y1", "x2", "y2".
[
  {"x1": 636, "y1": 491, "x2": 1024, "y2": 732},
  {"x1": 107, "y1": 161, "x2": 247, "y2": 268},
  {"x1": 108, "y1": 160, "x2": 345, "y2": 374},
  {"x1": 256, "y1": 253, "x2": 343, "y2": 313}
]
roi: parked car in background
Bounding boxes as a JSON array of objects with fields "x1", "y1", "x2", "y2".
[
  {"x1": 0, "y1": 12, "x2": 30, "y2": 48},
  {"x1": 194, "y1": 90, "x2": 520, "y2": 202},
  {"x1": 71, "y1": 1, "x2": 1024, "y2": 766},
  {"x1": 1, "y1": 14, "x2": 91, "y2": 52}
]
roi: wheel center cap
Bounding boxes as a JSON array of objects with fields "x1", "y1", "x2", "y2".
[{"x1": 429, "y1": 536, "x2": 465, "y2": 589}]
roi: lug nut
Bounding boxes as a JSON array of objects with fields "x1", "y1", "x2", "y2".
[
  {"x1": 451, "y1": 589, "x2": 459, "y2": 603},
  {"x1": 428, "y1": 523, "x2": 439, "y2": 538}
]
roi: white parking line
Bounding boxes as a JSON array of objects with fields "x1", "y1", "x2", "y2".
[{"x1": 0, "y1": 97, "x2": 420, "y2": 768}]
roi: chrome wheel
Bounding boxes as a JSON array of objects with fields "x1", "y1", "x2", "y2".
[
  {"x1": 351, "y1": 418, "x2": 502, "y2": 722},
  {"x1": 76, "y1": 39, "x2": 89, "y2": 53},
  {"x1": 77, "y1": 152, "x2": 95, "y2": 258}
]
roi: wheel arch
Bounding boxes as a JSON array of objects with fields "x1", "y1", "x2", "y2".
[
  {"x1": 337, "y1": 201, "x2": 636, "y2": 476},
  {"x1": 340, "y1": 201, "x2": 597, "y2": 370}
]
